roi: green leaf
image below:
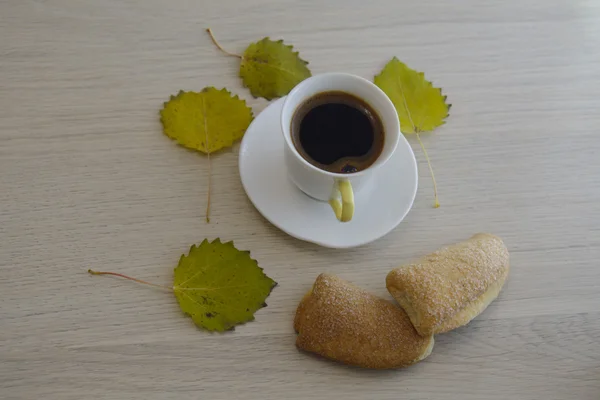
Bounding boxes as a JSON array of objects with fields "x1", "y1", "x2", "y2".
[
  {"x1": 159, "y1": 87, "x2": 254, "y2": 221},
  {"x1": 160, "y1": 87, "x2": 253, "y2": 154},
  {"x1": 173, "y1": 239, "x2": 277, "y2": 332},
  {"x1": 374, "y1": 57, "x2": 450, "y2": 208},
  {"x1": 374, "y1": 57, "x2": 450, "y2": 134},
  {"x1": 240, "y1": 38, "x2": 312, "y2": 100},
  {"x1": 88, "y1": 239, "x2": 276, "y2": 332}
]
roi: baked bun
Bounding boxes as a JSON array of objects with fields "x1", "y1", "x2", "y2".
[
  {"x1": 294, "y1": 273, "x2": 434, "y2": 369},
  {"x1": 386, "y1": 233, "x2": 509, "y2": 336}
]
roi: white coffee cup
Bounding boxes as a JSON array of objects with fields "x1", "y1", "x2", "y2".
[{"x1": 281, "y1": 72, "x2": 400, "y2": 222}]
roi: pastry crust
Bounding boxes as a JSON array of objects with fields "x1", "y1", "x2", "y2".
[
  {"x1": 294, "y1": 273, "x2": 434, "y2": 369},
  {"x1": 386, "y1": 233, "x2": 510, "y2": 336}
]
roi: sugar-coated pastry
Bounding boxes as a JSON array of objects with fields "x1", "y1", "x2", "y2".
[
  {"x1": 386, "y1": 233, "x2": 510, "y2": 336},
  {"x1": 294, "y1": 273, "x2": 434, "y2": 369}
]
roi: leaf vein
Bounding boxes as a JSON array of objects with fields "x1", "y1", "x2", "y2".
[
  {"x1": 245, "y1": 57, "x2": 304, "y2": 80},
  {"x1": 175, "y1": 284, "x2": 251, "y2": 292},
  {"x1": 396, "y1": 80, "x2": 417, "y2": 133}
]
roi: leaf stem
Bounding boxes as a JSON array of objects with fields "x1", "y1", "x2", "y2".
[
  {"x1": 397, "y1": 81, "x2": 440, "y2": 208},
  {"x1": 416, "y1": 133, "x2": 440, "y2": 208},
  {"x1": 88, "y1": 269, "x2": 173, "y2": 291},
  {"x1": 206, "y1": 28, "x2": 242, "y2": 58},
  {"x1": 206, "y1": 152, "x2": 212, "y2": 223},
  {"x1": 201, "y1": 96, "x2": 212, "y2": 223}
]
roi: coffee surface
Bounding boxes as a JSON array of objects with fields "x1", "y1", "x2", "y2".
[{"x1": 291, "y1": 91, "x2": 384, "y2": 173}]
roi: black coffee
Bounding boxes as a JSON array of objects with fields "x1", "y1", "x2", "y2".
[{"x1": 291, "y1": 91, "x2": 384, "y2": 174}]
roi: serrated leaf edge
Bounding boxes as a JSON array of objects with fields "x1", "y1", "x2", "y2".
[
  {"x1": 159, "y1": 87, "x2": 254, "y2": 154},
  {"x1": 251, "y1": 37, "x2": 310, "y2": 66},
  {"x1": 173, "y1": 238, "x2": 277, "y2": 332},
  {"x1": 240, "y1": 37, "x2": 311, "y2": 101},
  {"x1": 374, "y1": 57, "x2": 451, "y2": 131}
]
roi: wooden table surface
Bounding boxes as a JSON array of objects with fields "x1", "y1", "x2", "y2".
[{"x1": 2, "y1": 1, "x2": 599, "y2": 399}]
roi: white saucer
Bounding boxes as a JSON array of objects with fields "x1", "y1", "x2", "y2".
[{"x1": 239, "y1": 97, "x2": 418, "y2": 249}]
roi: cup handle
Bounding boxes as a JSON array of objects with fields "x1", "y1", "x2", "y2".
[{"x1": 329, "y1": 179, "x2": 354, "y2": 222}]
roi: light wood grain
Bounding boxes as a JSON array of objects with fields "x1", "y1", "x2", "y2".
[{"x1": 1, "y1": 0, "x2": 600, "y2": 399}]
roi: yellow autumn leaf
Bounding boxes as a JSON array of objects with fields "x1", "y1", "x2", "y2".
[
  {"x1": 173, "y1": 239, "x2": 277, "y2": 332},
  {"x1": 374, "y1": 57, "x2": 449, "y2": 134},
  {"x1": 374, "y1": 57, "x2": 450, "y2": 208},
  {"x1": 159, "y1": 87, "x2": 253, "y2": 222},
  {"x1": 240, "y1": 38, "x2": 311, "y2": 100},
  {"x1": 160, "y1": 87, "x2": 253, "y2": 154},
  {"x1": 88, "y1": 238, "x2": 277, "y2": 333},
  {"x1": 206, "y1": 28, "x2": 311, "y2": 100}
]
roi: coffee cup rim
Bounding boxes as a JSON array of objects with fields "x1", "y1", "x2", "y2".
[{"x1": 281, "y1": 72, "x2": 400, "y2": 178}]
